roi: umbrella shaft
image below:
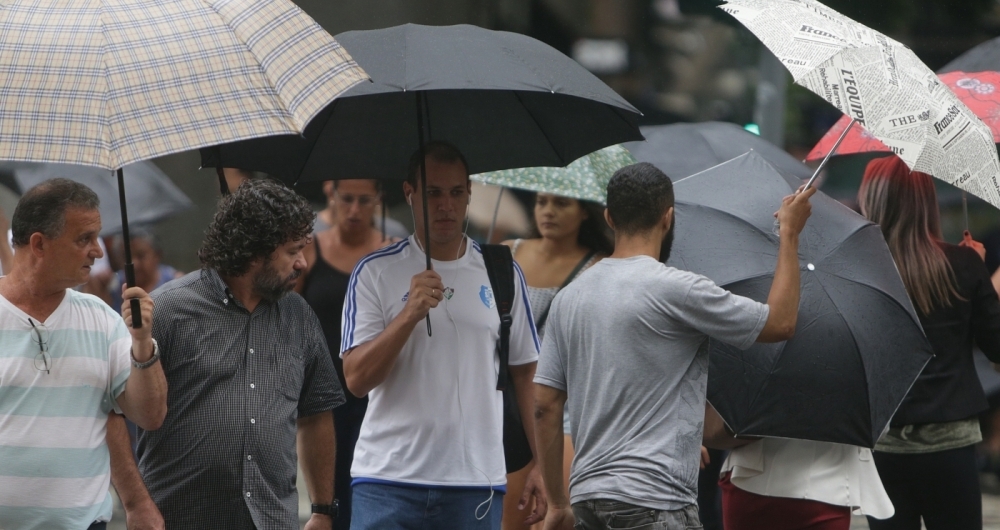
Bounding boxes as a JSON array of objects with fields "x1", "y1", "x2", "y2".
[
  {"x1": 116, "y1": 168, "x2": 142, "y2": 329},
  {"x1": 805, "y1": 118, "x2": 857, "y2": 190},
  {"x1": 416, "y1": 92, "x2": 433, "y2": 336}
]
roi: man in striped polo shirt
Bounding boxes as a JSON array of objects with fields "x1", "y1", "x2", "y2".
[{"x1": 0, "y1": 179, "x2": 167, "y2": 530}]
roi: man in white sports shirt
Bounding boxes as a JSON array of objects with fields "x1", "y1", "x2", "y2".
[
  {"x1": 341, "y1": 141, "x2": 546, "y2": 530},
  {"x1": 0, "y1": 179, "x2": 167, "y2": 530}
]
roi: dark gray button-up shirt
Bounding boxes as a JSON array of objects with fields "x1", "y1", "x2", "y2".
[{"x1": 137, "y1": 269, "x2": 344, "y2": 530}]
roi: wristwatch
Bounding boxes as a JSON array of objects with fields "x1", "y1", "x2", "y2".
[
  {"x1": 312, "y1": 500, "x2": 339, "y2": 518},
  {"x1": 131, "y1": 339, "x2": 160, "y2": 369}
]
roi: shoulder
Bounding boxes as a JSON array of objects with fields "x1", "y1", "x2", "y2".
[
  {"x1": 66, "y1": 290, "x2": 119, "y2": 321},
  {"x1": 356, "y1": 238, "x2": 410, "y2": 271},
  {"x1": 939, "y1": 241, "x2": 982, "y2": 266},
  {"x1": 150, "y1": 270, "x2": 208, "y2": 305}
]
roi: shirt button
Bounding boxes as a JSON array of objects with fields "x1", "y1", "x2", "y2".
[
  {"x1": 224, "y1": 299, "x2": 229, "y2": 304},
  {"x1": 247, "y1": 455, "x2": 252, "y2": 460},
  {"x1": 246, "y1": 491, "x2": 251, "y2": 498},
  {"x1": 250, "y1": 418, "x2": 256, "y2": 424},
  {"x1": 249, "y1": 348, "x2": 254, "y2": 354},
  {"x1": 250, "y1": 383, "x2": 255, "y2": 389}
]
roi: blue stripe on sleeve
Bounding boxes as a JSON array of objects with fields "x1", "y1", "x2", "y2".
[
  {"x1": 513, "y1": 261, "x2": 541, "y2": 352},
  {"x1": 341, "y1": 240, "x2": 409, "y2": 354}
]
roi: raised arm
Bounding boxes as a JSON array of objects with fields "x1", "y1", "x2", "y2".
[
  {"x1": 115, "y1": 287, "x2": 167, "y2": 430},
  {"x1": 757, "y1": 187, "x2": 815, "y2": 343},
  {"x1": 342, "y1": 270, "x2": 444, "y2": 396}
]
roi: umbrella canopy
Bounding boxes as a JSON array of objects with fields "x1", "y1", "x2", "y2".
[
  {"x1": 0, "y1": 0, "x2": 367, "y2": 170},
  {"x1": 470, "y1": 145, "x2": 635, "y2": 204},
  {"x1": 625, "y1": 122, "x2": 814, "y2": 181},
  {"x1": 201, "y1": 23, "x2": 643, "y2": 184},
  {"x1": 809, "y1": 71, "x2": 1000, "y2": 158},
  {"x1": 940, "y1": 37, "x2": 1000, "y2": 74},
  {"x1": 0, "y1": 161, "x2": 192, "y2": 236},
  {"x1": 669, "y1": 151, "x2": 933, "y2": 447},
  {"x1": 722, "y1": 0, "x2": 1000, "y2": 205}
]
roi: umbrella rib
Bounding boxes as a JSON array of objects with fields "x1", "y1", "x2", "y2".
[{"x1": 511, "y1": 91, "x2": 566, "y2": 165}]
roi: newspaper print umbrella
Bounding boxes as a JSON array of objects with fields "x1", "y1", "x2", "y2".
[
  {"x1": 809, "y1": 71, "x2": 1000, "y2": 158},
  {"x1": 471, "y1": 145, "x2": 636, "y2": 204},
  {"x1": 721, "y1": 0, "x2": 1000, "y2": 205},
  {"x1": 0, "y1": 0, "x2": 366, "y2": 326}
]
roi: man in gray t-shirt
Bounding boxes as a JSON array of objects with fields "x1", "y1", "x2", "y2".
[{"x1": 534, "y1": 163, "x2": 815, "y2": 530}]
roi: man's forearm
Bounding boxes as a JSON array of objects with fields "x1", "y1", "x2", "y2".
[
  {"x1": 759, "y1": 233, "x2": 801, "y2": 342},
  {"x1": 343, "y1": 311, "x2": 419, "y2": 396},
  {"x1": 297, "y1": 411, "x2": 336, "y2": 504},
  {"x1": 107, "y1": 413, "x2": 155, "y2": 511},
  {"x1": 119, "y1": 339, "x2": 168, "y2": 430},
  {"x1": 534, "y1": 386, "x2": 568, "y2": 508}
]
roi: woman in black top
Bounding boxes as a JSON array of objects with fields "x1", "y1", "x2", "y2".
[
  {"x1": 298, "y1": 179, "x2": 399, "y2": 529},
  {"x1": 859, "y1": 156, "x2": 1000, "y2": 530}
]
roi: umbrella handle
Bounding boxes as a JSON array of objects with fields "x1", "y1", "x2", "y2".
[
  {"x1": 117, "y1": 168, "x2": 142, "y2": 329},
  {"x1": 804, "y1": 118, "x2": 857, "y2": 190}
]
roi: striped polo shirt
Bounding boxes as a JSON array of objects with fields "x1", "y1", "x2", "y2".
[{"x1": 0, "y1": 289, "x2": 132, "y2": 529}]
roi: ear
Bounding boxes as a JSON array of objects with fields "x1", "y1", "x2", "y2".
[
  {"x1": 663, "y1": 206, "x2": 674, "y2": 232},
  {"x1": 603, "y1": 208, "x2": 615, "y2": 231},
  {"x1": 28, "y1": 232, "x2": 46, "y2": 257},
  {"x1": 322, "y1": 180, "x2": 334, "y2": 198},
  {"x1": 402, "y1": 181, "x2": 415, "y2": 205}
]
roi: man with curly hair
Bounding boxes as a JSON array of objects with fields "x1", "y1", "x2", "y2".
[{"x1": 110, "y1": 179, "x2": 345, "y2": 530}]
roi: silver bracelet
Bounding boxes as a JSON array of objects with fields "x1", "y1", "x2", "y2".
[{"x1": 131, "y1": 339, "x2": 160, "y2": 369}]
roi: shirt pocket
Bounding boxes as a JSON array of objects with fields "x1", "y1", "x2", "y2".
[{"x1": 270, "y1": 340, "x2": 305, "y2": 402}]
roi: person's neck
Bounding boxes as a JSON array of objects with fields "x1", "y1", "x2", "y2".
[
  {"x1": 219, "y1": 272, "x2": 262, "y2": 313},
  {"x1": 336, "y1": 223, "x2": 372, "y2": 247},
  {"x1": 319, "y1": 207, "x2": 335, "y2": 228},
  {"x1": 415, "y1": 233, "x2": 466, "y2": 261},
  {"x1": 537, "y1": 233, "x2": 581, "y2": 259},
  {"x1": 0, "y1": 264, "x2": 69, "y2": 321},
  {"x1": 610, "y1": 232, "x2": 661, "y2": 261}
]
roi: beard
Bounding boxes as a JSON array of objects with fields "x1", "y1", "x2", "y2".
[
  {"x1": 659, "y1": 219, "x2": 675, "y2": 263},
  {"x1": 252, "y1": 259, "x2": 300, "y2": 303}
]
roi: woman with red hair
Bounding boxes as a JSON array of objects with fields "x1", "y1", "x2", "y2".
[{"x1": 859, "y1": 156, "x2": 1000, "y2": 529}]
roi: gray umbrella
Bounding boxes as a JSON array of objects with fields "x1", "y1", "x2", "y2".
[
  {"x1": 625, "y1": 122, "x2": 813, "y2": 181},
  {"x1": 940, "y1": 37, "x2": 1000, "y2": 73},
  {"x1": 0, "y1": 161, "x2": 193, "y2": 236},
  {"x1": 669, "y1": 151, "x2": 933, "y2": 447}
]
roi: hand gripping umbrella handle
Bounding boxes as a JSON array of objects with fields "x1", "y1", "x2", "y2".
[{"x1": 117, "y1": 168, "x2": 142, "y2": 329}]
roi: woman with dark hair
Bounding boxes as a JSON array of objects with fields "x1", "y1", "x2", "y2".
[
  {"x1": 859, "y1": 156, "x2": 1000, "y2": 530},
  {"x1": 501, "y1": 192, "x2": 612, "y2": 529},
  {"x1": 296, "y1": 178, "x2": 399, "y2": 530}
]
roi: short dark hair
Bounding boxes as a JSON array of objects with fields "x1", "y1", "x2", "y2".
[
  {"x1": 606, "y1": 163, "x2": 674, "y2": 235},
  {"x1": 198, "y1": 179, "x2": 314, "y2": 276},
  {"x1": 11, "y1": 178, "x2": 100, "y2": 247},
  {"x1": 406, "y1": 141, "x2": 470, "y2": 187}
]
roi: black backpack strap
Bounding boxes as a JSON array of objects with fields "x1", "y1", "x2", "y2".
[{"x1": 481, "y1": 244, "x2": 516, "y2": 391}]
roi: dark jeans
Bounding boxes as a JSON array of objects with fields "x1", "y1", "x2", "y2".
[
  {"x1": 88, "y1": 524, "x2": 106, "y2": 530},
  {"x1": 867, "y1": 445, "x2": 982, "y2": 530},
  {"x1": 571, "y1": 499, "x2": 703, "y2": 530},
  {"x1": 334, "y1": 398, "x2": 368, "y2": 529}
]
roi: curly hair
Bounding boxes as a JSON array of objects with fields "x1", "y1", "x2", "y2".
[{"x1": 199, "y1": 179, "x2": 314, "y2": 277}]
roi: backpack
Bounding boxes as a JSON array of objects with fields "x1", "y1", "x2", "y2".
[{"x1": 480, "y1": 244, "x2": 534, "y2": 474}]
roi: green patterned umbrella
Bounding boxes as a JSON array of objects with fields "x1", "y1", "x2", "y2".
[{"x1": 471, "y1": 145, "x2": 636, "y2": 204}]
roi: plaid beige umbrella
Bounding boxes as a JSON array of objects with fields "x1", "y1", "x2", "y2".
[
  {"x1": 0, "y1": 0, "x2": 366, "y2": 325},
  {"x1": 0, "y1": 0, "x2": 366, "y2": 169}
]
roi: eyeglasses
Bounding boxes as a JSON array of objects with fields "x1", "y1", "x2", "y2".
[
  {"x1": 29, "y1": 318, "x2": 50, "y2": 375},
  {"x1": 335, "y1": 192, "x2": 379, "y2": 207}
]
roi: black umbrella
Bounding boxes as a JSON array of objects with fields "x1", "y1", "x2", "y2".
[
  {"x1": 669, "y1": 151, "x2": 933, "y2": 448},
  {"x1": 202, "y1": 23, "x2": 643, "y2": 334},
  {"x1": 624, "y1": 122, "x2": 813, "y2": 181}
]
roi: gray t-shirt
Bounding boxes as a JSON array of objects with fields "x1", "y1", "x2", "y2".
[{"x1": 534, "y1": 256, "x2": 769, "y2": 510}]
